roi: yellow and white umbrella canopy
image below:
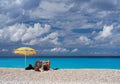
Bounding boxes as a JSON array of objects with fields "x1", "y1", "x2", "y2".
[{"x1": 14, "y1": 47, "x2": 37, "y2": 66}]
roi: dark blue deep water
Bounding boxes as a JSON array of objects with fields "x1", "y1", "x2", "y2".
[{"x1": 0, "y1": 57, "x2": 120, "y2": 69}]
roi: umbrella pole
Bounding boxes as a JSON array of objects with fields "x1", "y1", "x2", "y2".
[{"x1": 25, "y1": 55, "x2": 26, "y2": 68}]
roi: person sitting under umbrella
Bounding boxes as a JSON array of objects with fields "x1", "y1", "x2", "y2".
[
  {"x1": 34, "y1": 60, "x2": 43, "y2": 71},
  {"x1": 43, "y1": 60, "x2": 50, "y2": 71}
]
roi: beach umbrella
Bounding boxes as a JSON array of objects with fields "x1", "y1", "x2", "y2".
[{"x1": 14, "y1": 47, "x2": 37, "y2": 67}]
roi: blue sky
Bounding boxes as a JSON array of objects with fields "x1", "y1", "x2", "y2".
[{"x1": 0, "y1": 0, "x2": 120, "y2": 56}]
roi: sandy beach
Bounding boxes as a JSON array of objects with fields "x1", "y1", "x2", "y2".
[{"x1": 0, "y1": 68, "x2": 120, "y2": 84}]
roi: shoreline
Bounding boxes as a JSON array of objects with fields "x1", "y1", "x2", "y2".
[
  {"x1": 0, "y1": 67, "x2": 120, "y2": 70},
  {"x1": 0, "y1": 68, "x2": 120, "y2": 84},
  {"x1": 1, "y1": 56, "x2": 120, "y2": 58}
]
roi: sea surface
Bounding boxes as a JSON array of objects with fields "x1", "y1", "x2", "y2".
[{"x1": 0, "y1": 57, "x2": 120, "y2": 69}]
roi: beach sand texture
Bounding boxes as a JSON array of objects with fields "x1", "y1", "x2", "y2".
[{"x1": 0, "y1": 68, "x2": 120, "y2": 84}]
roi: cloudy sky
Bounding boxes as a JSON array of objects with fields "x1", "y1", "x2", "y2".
[{"x1": 0, "y1": 0, "x2": 120, "y2": 56}]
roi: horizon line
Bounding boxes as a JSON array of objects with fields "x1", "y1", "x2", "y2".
[{"x1": 0, "y1": 56, "x2": 120, "y2": 58}]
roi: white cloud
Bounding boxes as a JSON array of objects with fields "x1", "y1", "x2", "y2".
[
  {"x1": 79, "y1": 36, "x2": 91, "y2": 45},
  {"x1": 51, "y1": 47, "x2": 69, "y2": 52},
  {"x1": 28, "y1": 8, "x2": 55, "y2": 19},
  {"x1": 22, "y1": 23, "x2": 50, "y2": 42},
  {"x1": 23, "y1": 39, "x2": 39, "y2": 45},
  {"x1": 0, "y1": 24, "x2": 27, "y2": 41},
  {"x1": 10, "y1": 24, "x2": 27, "y2": 42},
  {"x1": 96, "y1": 11, "x2": 112, "y2": 18},
  {"x1": 0, "y1": 23, "x2": 60, "y2": 46},
  {"x1": 40, "y1": 32, "x2": 60, "y2": 45},
  {"x1": 1, "y1": 49, "x2": 8, "y2": 52},
  {"x1": 89, "y1": 25, "x2": 120, "y2": 48},
  {"x1": 80, "y1": 23, "x2": 95, "y2": 29},
  {"x1": 0, "y1": 0, "x2": 20, "y2": 8},
  {"x1": 16, "y1": 0, "x2": 23, "y2": 5},
  {"x1": 95, "y1": 25, "x2": 113, "y2": 40},
  {"x1": 29, "y1": 1, "x2": 74, "y2": 19},
  {"x1": 0, "y1": 23, "x2": 51, "y2": 42},
  {"x1": 40, "y1": 1, "x2": 74, "y2": 12},
  {"x1": 24, "y1": 32, "x2": 60, "y2": 45},
  {"x1": 71, "y1": 48, "x2": 78, "y2": 52}
]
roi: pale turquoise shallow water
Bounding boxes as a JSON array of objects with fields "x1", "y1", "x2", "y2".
[{"x1": 0, "y1": 57, "x2": 120, "y2": 69}]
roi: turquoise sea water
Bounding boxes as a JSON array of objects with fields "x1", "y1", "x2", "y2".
[{"x1": 0, "y1": 57, "x2": 120, "y2": 69}]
